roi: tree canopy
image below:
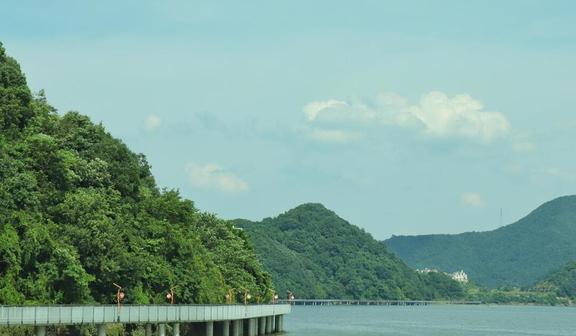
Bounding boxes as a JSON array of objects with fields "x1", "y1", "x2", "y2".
[
  {"x1": 0, "y1": 42, "x2": 272, "y2": 305},
  {"x1": 235, "y1": 203, "x2": 464, "y2": 300},
  {"x1": 534, "y1": 261, "x2": 576, "y2": 299}
]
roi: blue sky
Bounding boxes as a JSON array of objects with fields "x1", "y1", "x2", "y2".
[{"x1": 3, "y1": 0, "x2": 576, "y2": 239}]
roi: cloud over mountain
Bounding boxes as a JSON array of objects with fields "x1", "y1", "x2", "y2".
[
  {"x1": 461, "y1": 192, "x2": 484, "y2": 207},
  {"x1": 308, "y1": 128, "x2": 361, "y2": 143},
  {"x1": 304, "y1": 91, "x2": 511, "y2": 144},
  {"x1": 145, "y1": 114, "x2": 162, "y2": 131},
  {"x1": 186, "y1": 163, "x2": 249, "y2": 192}
]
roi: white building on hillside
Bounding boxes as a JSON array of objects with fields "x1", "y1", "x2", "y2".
[
  {"x1": 416, "y1": 268, "x2": 470, "y2": 283},
  {"x1": 450, "y1": 270, "x2": 469, "y2": 283}
]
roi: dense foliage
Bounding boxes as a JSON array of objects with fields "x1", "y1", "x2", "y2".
[
  {"x1": 386, "y1": 196, "x2": 576, "y2": 288},
  {"x1": 463, "y1": 284, "x2": 564, "y2": 305},
  {"x1": 235, "y1": 203, "x2": 464, "y2": 300},
  {"x1": 0, "y1": 42, "x2": 272, "y2": 306},
  {"x1": 534, "y1": 262, "x2": 576, "y2": 300}
]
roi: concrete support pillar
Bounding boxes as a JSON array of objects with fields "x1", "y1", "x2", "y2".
[
  {"x1": 242, "y1": 319, "x2": 248, "y2": 336},
  {"x1": 274, "y1": 315, "x2": 283, "y2": 333},
  {"x1": 145, "y1": 324, "x2": 153, "y2": 336},
  {"x1": 97, "y1": 324, "x2": 107, "y2": 336},
  {"x1": 239, "y1": 320, "x2": 245, "y2": 336},
  {"x1": 217, "y1": 320, "x2": 230, "y2": 336},
  {"x1": 252, "y1": 318, "x2": 259, "y2": 336},
  {"x1": 265, "y1": 316, "x2": 272, "y2": 334},
  {"x1": 34, "y1": 326, "x2": 46, "y2": 336},
  {"x1": 205, "y1": 321, "x2": 214, "y2": 336},
  {"x1": 158, "y1": 323, "x2": 166, "y2": 336},
  {"x1": 232, "y1": 320, "x2": 242, "y2": 336},
  {"x1": 173, "y1": 323, "x2": 181, "y2": 336},
  {"x1": 244, "y1": 318, "x2": 257, "y2": 336},
  {"x1": 258, "y1": 317, "x2": 266, "y2": 335}
]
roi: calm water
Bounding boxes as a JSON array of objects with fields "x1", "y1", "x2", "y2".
[{"x1": 283, "y1": 305, "x2": 576, "y2": 336}]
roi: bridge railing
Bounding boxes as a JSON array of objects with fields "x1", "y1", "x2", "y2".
[{"x1": 0, "y1": 304, "x2": 291, "y2": 326}]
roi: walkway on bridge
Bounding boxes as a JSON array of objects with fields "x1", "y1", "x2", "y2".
[{"x1": 0, "y1": 304, "x2": 291, "y2": 336}]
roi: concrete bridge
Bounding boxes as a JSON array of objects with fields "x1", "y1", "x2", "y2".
[
  {"x1": 279, "y1": 299, "x2": 482, "y2": 306},
  {"x1": 0, "y1": 304, "x2": 291, "y2": 336}
]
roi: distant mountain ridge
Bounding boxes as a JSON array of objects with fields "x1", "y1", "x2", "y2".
[
  {"x1": 235, "y1": 203, "x2": 463, "y2": 300},
  {"x1": 385, "y1": 195, "x2": 576, "y2": 288}
]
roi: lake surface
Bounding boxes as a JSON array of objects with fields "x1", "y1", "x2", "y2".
[{"x1": 283, "y1": 305, "x2": 575, "y2": 336}]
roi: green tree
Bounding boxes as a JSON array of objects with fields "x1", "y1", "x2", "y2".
[{"x1": 0, "y1": 42, "x2": 272, "y2": 310}]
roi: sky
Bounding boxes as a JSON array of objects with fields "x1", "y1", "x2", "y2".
[{"x1": 2, "y1": 0, "x2": 576, "y2": 239}]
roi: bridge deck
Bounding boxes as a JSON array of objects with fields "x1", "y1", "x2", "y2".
[
  {"x1": 0, "y1": 304, "x2": 291, "y2": 326},
  {"x1": 278, "y1": 299, "x2": 482, "y2": 306}
]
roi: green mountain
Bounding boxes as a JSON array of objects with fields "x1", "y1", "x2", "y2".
[
  {"x1": 534, "y1": 262, "x2": 576, "y2": 299},
  {"x1": 385, "y1": 195, "x2": 576, "y2": 288},
  {"x1": 235, "y1": 203, "x2": 464, "y2": 300},
  {"x1": 0, "y1": 42, "x2": 271, "y2": 305}
]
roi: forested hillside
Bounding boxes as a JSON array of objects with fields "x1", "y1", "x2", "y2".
[
  {"x1": 534, "y1": 262, "x2": 576, "y2": 299},
  {"x1": 386, "y1": 196, "x2": 576, "y2": 288},
  {"x1": 235, "y1": 203, "x2": 464, "y2": 300},
  {"x1": 0, "y1": 42, "x2": 271, "y2": 305}
]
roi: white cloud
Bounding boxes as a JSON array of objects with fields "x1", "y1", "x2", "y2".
[
  {"x1": 408, "y1": 92, "x2": 509, "y2": 142},
  {"x1": 145, "y1": 114, "x2": 162, "y2": 131},
  {"x1": 461, "y1": 192, "x2": 484, "y2": 207},
  {"x1": 303, "y1": 100, "x2": 348, "y2": 121},
  {"x1": 308, "y1": 129, "x2": 361, "y2": 143},
  {"x1": 541, "y1": 168, "x2": 576, "y2": 182},
  {"x1": 185, "y1": 163, "x2": 249, "y2": 192},
  {"x1": 303, "y1": 91, "x2": 511, "y2": 144}
]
